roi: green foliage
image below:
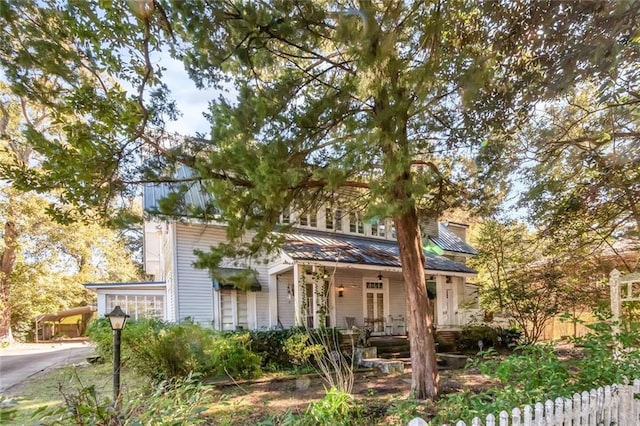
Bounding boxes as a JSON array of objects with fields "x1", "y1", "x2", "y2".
[
  {"x1": 457, "y1": 324, "x2": 522, "y2": 351},
  {"x1": 248, "y1": 328, "x2": 303, "y2": 369},
  {"x1": 87, "y1": 319, "x2": 262, "y2": 382},
  {"x1": 298, "y1": 387, "x2": 361, "y2": 426},
  {"x1": 385, "y1": 397, "x2": 423, "y2": 425},
  {"x1": 207, "y1": 332, "x2": 262, "y2": 379},
  {"x1": 436, "y1": 313, "x2": 640, "y2": 424},
  {"x1": 32, "y1": 373, "x2": 211, "y2": 425},
  {"x1": 283, "y1": 332, "x2": 323, "y2": 366},
  {"x1": 571, "y1": 314, "x2": 640, "y2": 388},
  {"x1": 522, "y1": 84, "x2": 640, "y2": 252}
]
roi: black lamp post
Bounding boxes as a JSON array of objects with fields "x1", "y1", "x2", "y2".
[{"x1": 105, "y1": 305, "x2": 129, "y2": 405}]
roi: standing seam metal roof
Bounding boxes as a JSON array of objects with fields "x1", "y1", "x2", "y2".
[
  {"x1": 282, "y1": 231, "x2": 476, "y2": 274},
  {"x1": 429, "y1": 223, "x2": 478, "y2": 255}
]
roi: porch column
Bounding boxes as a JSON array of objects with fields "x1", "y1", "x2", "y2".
[
  {"x1": 268, "y1": 274, "x2": 278, "y2": 328},
  {"x1": 247, "y1": 292, "x2": 257, "y2": 330},
  {"x1": 293, "y1": 263, "x2": 303, "y2": 326},
  {"x1": 307, "y1": 276, "x2": 323, "y2": 328}
]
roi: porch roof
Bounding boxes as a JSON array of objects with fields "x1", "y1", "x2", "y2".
[{"x1": 282, "y1": 231, "x2": 476, "y2": 274}]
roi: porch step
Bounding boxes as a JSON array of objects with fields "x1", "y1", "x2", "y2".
[
  {"x1": 360, "y1": 357, "x2": 405, "y2": 375},
  {"x1": 380, "y1": 351, "x2": 410, "y2": 359},
  {"x1": 436, "y1": 330, "x2": 460, "y2": 345}
]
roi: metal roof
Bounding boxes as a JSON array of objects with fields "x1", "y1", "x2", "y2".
[
  {"x1": 143, "y1": 167, "x2": 217, "y2": 216},
  {"x1": 282, "y1": 231, "x2": 476, "y2": 274},
  {"x1": 428, "y1": 223, "x2": 478, "y2": 255}
]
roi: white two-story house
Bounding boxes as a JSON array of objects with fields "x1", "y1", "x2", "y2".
[{"x1": 86, "y1": 175, "x2": 481, "y2": 335}]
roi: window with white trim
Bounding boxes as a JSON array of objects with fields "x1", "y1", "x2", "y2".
[
  {"x1": 106, "y1": 294, "x2": 164, "y2": 320},
  {"x1": 349, "y1": 212, "x2": 364, "y2": 234},
  {"x1": 370, "y1": 218, "x2": 386, "y2": 237}
]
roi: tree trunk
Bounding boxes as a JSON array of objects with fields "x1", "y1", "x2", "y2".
[
  {"x1": 394, "y1": 208, "x2": 439, "y2": 399},
  {"x1": 0, "y1": 217, "x2": 17, "y2": 342}
]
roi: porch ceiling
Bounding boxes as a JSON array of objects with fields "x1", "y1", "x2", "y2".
[{"x1": 282, "y1": 230, "x2": 476, "y2": 274}]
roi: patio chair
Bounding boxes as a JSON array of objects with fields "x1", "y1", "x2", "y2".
[
  {"x1": 385, "y1": 315, "x2": 394, "y2": 335},
  {"x1": 345, "y1": 316, "x2": 357, "y2": 329}
]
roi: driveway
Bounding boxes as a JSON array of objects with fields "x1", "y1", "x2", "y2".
[{"x1": 0, "y1": 342, "x2": 96, "y2": 394}]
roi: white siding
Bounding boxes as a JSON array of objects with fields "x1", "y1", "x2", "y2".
[
  {"x1": 175, "y1": 223, "x2": 224, "y2": 326},
  {"x1": 173, "y1": 223, "x2": 271, "y2": 329},
  {"x1": 333, "y1": 269, "x2": 405, "y2": 328},
  {"x1": 277, "y1": 272, "x2": 296, "y2": 328},
  {"x1": 255, "y1": 291, "x2": 270, "y2": 329}
]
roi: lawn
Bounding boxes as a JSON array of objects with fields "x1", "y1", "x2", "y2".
[
  {"x1": 2, "y1": 359, "x2": 497, "y2": 425},
  {"x1": 3, "y1": 362, "x2": 144, "y2": 425}
]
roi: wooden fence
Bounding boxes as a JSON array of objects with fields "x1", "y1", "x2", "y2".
[{"x1": 408, "y1": 380, "x2": 640, "y2": 426}]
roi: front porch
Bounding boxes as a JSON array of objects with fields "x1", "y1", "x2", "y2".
[{"x1": 269, "y1": 261, "x2": 480, "y2": 333}]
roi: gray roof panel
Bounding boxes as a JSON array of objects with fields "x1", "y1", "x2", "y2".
[
  {"x1": 282, "y1": 231, "x2": 476, "y2": 274},
  {"x1": 429, "y1": 223, "x2": 478, "y2": 255}
]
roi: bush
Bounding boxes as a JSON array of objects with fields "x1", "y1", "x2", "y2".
[
  {"x1": 87, "y1": 319, "x2": 262, "y2": 382},
  {"x1": 456, "y1": 324, "x2": 521, "y2": 351},
  {"x1": 208, "y1": 332, "x2": 262, "y2": 379},
  {"x1": 248, "y1": 327, "x2": 343, "y2": 370},
  {"x1": 249, "y1": 328, "x2": 303, "y2": 369},
  {"x1": 281, "y1": 387, "x2": 362, "y2": 426}
]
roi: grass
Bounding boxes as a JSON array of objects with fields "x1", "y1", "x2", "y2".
[{"x1": 4, "y1": 362, "x2": 144, "y2": 425}]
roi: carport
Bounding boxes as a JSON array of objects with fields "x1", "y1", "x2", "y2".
[{"x1": 34, "y1": 306, "x2": 96, "y2": 342}]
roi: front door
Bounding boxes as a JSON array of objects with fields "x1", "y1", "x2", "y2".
[
  {"x1": 442, "y1": 288, "x2": 455, "y2": 326},
  {"x1": 363, "y1": 278, "x2": 389, "y2": 334}
]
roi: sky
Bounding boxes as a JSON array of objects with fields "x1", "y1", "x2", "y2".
[{"x1": 157, "y1": 55, "x2": 218, "y2": 135}]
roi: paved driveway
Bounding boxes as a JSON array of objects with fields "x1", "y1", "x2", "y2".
[{"x1": 0, "y1": 342, "x2": 96, "y2": 394}]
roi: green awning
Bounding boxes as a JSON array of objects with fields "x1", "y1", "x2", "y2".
[{"x1": 212, "y1": 268, "x2": 261, "y2": 292}]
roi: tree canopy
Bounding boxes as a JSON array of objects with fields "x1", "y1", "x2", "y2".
[{"x1": 1, "y1": 0, "x2": 639, "y2": 398}]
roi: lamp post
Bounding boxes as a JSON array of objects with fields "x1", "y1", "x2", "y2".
[{"x1": 105, "y1": 305, "x2": 129, "y2": 405}]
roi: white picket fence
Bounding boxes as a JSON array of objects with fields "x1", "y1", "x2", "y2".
[{"x1": 409, "y1": 380, "x2": 640, "y2": 426}]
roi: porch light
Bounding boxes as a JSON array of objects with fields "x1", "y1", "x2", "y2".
[
  {"x1": 337, "y1": 283, "x2": 344, "y2": 298},
  {"x1": 287, "y1": 284, "x2": 293, "y2": 301},
  {"x1": 446, "y1": 276, "x2": 452, "y2": 283},
  {"x1": 377, "y1": 272, "x2": 383, "y2": 281}
]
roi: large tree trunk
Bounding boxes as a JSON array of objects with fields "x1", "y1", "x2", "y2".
[
  {"x1": 394, "y1": 208, "x2": 439, "y2": 399},
  {"x1": 0, "y1": 217, "x2": 17, "y2": 342}
]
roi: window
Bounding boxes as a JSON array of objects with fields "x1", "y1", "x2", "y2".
[
  {"x1": 370, "y1": 218, "x2": 386, "y2": 237},
  {"x1": 326, "y1": 207, "x2": 334, "y2": 230},
  {"x1": 281, "y1": 208, "x2": 290, "y2": 224},
  {"x1": 390, "y1": 225, "x2": 397, "y2": 239},
  {"x1": 335, "y1": 209, "x2": 343, "y2": 231},
  {"x1": 299, "y1": 212, "x2": 317, "y2": 227},
  {"x1": 106, "y1": 294, "x2": 164, "y2": 320},
  {"x1": 349, "y1": 213, "x2": 364, "y2": 234}
]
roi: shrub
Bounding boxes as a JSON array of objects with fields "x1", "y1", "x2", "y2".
[
  {"x1": 87, "y1": 319, "x2": 262, "y2": 382},
  {"x1": 249, "y1": 328, "x2": 302, "y2": 368},
  {"x1": 284, "y1": 332, "x2": 323, "y2": 366},
  {"x1": 297, "y1": 388, "x2": 361, "y2": 425},
  {"x1": 248, "y1": 327, "x2": 343, "y2": 370},
  {"x1": 456, "y1": 324, "x2": 521, "y2": 351},
  {"x1": 208, "y1": 332, "x2": 262, "y2": 379}
]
